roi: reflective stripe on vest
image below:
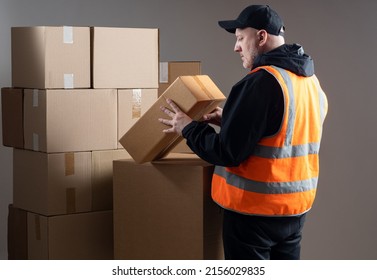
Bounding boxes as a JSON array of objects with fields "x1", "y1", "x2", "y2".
[{"x1": 211, "y1": 65, "x2": 328, "y2": 216}]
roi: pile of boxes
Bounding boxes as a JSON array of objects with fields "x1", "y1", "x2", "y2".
[{"x1": 2, "y1": 25, "x2": 225, "y2": 260}]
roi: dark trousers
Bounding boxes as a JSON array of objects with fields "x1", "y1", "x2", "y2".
[{"x1": 222, "y1": 209, "x2": 307, "y2": 260}]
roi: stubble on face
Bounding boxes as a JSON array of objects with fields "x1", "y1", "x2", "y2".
[{"x1": 235, "y1": 28, "x2": 260, "y2": 69}]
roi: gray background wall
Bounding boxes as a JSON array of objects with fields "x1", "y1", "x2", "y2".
[{"x1": 0, "y1": 0, "x2": 376, "y2": 260}]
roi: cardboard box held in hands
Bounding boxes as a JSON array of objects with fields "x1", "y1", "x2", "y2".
[{"x1": 119, "y1": 75, "x2": 226, "y2": 163}]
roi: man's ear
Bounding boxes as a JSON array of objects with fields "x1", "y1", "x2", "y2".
[{"x1": 257, "y1": 30, "x2": 268, "y2": 45}]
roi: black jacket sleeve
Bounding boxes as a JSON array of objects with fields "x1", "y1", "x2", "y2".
[{"x1": 182, "y1": 70, "x2": 284, "y2": 167}]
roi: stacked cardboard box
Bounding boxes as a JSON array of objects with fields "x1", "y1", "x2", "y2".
[
  {"x1": 3, "y1": 25, "x2": 159, "y2": 259},
  {"x1": 8, "y1": 204, "x2": 114, "y2": 260},
  {"x1": 3, "y1": 25, "x2": 226, "y2": 260}
]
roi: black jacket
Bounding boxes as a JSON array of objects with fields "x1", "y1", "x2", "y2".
[{"x1": 182, "y1": 44, "x2": 315, "y2": 167}]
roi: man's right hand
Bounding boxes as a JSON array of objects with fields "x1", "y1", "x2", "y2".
[{"x1": 202, "y1": 107, "x2": 223, "y2": 126}]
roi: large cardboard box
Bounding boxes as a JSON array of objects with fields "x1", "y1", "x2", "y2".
[
  {"x1": 117, "y1": 88, "x2": 158, "y2": 148},
  {"x1": 23, "y1": 88, "x2": 117, "y2": 153},
  {"x1": 1, "y1": 88, "x2": 23, "y2": 148},
  {"x1": 8, "y1": 205, "x2": 113, "y2": 260},
  {"x1": 119, "y1": 75, "x2": 226, "y2": 163},
  {"x1": 11, "y1": 26, "x2": 90, "y2": 89},
  {"x1": 113, "y1": 153, "x2": 223, "y2": 260},
  {"x1": 92, "y1": 27, "x2": 159, "y2": 89},
  {"x1": 158, "y1": 61, "x2": 201, "y2": 96},
  {"x1": 13, "y1": 149, "x2": 129, "y2": 216}
]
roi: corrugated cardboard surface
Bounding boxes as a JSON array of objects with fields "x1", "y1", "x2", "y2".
[
  {"x1": 7, "y1": 205, "x2": 28, "y2": 260},
  {"x1": 119, "y1": 75, "x2": 226, "y2": 163},
  {"x1": 1, "y1": 88, "x2": 24, "y2": 148},
  {"x1": 91, "y1": 149, "x2": 131, "y2": 210},
  {"x1": 23, "y1": 89, "x2": 117, "y2": 153},
  {"x1": 8, "y1": 205, "x2": 113, "y2": 260},
  {"x1": 31, "y1": 211, "x2": 113, "y2": 260},
  {"x1": 113, "y1": 153, "x2": 223, "y2": 260},
  {"x1": 158, "y1": 61, "x2": 201, "y2": 96},
  {"x1": 11, "y1": 26, "x2": 90, "y2": 89},
  {"x1": 117, "y1": 89, "x2": 158, "y2": 149},
  {"x1": 92, "y1": 27, "x2": 159, "y2": 88},
  {"x1": 13, "y1": 149, "x2": 92, "y2": 216},
  {"x1": 13, "y1": 149, "x2": 129, "y2": 216}
]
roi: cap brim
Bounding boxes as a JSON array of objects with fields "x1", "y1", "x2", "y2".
[{"x1": 218, "y1": 20, "x2": 243, "y2": 33}]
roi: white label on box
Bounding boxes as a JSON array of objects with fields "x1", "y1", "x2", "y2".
[
  {"x1": 63, "y1": 26, "x2": 73, "y2": 44},
  {"x1": 32, "y1": 89, "x2": 39, "y2": 107},
  {"x1": 33, "y1": 133, "x2": 39, "y2": 151},
  {"x1": 132, "y1": 89, "x2": 142, "y2": 119},
  {"x1": 159, "y1": 62, "x2": 169, "y2": 83},
  {"x1": 64, "y1": 74, "x2": 74, "y2": 89}
]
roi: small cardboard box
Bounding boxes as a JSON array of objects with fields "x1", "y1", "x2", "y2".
[
  {"x1": 119, "y1": 75, "x2": 226, "y2": 163},
  {"x1": 11, "y1": 26, "x2": 90, "y2": 89},
  {"x1": 1, "y1": 87, "x2": 23, "y2": 148},
  {"x1": 117, "y1": 89, "x2": 158, "y2": 149},
  {"x1": 92, "y1": 27, "x2": 159, "y2": 88},
  {"x1": 8, "y1": 205, "x2": 113, "y2": 260},
  {"x1": 158, "y1": 61, "x2": 201, "y2": 96},
  {"x1": 113, "y1": 153, "x2": 223, "y2": 260},
  {"x1": 23, "y1": 88, "x2": 117, "y2": 153},
  {"x1": 13, "y1": 149, "x2": 129, "y2": 216}
]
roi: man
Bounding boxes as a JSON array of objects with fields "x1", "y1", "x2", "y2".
[{"x1": 159, "y1": 4, "x2": 328, "y2": 260}]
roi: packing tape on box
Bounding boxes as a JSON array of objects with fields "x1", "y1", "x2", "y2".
[
  {"x1": 34, "y1": 214, "x2": 41, "y2": 241},
  {"x1": 132, "y1": 89, "x2": 142, "y2": 119},
  {"x1": 66, "y1": 188, "x2": 76, "y2": 214},
  {"x1": 63, "y1": 26, "x2": 73, "y2": 44},
  {"x1": 193, "y1": 76, "x2": 214, "y2": 99},
  {"x1": 64, "y1": 73, "x2": 74, "y2": 89},
  {"x1": 159, "y1": 62, "x2": 169, "y2": 83},
  {"x1": 32, "y1": 133, "x2": 39, "y2": 151},
  {"x1": 32, "y1": 89, "x2": 39, "y2": 107},
  {"x1": 65, "y1": 153, "x2": 75, "y2": 176}
]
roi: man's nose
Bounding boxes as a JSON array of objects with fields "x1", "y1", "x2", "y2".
[{"x1": 234, "y1": 42, "x2": 241, "y2": 52}]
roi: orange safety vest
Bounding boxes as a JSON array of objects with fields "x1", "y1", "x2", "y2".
[{"x1": 212, "y1": 65, "x2": 328, "y2": 216}]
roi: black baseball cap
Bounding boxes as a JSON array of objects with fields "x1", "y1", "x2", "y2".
[{"x1": 218, "y1": 5, "x2": 285, "y2": 36}]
